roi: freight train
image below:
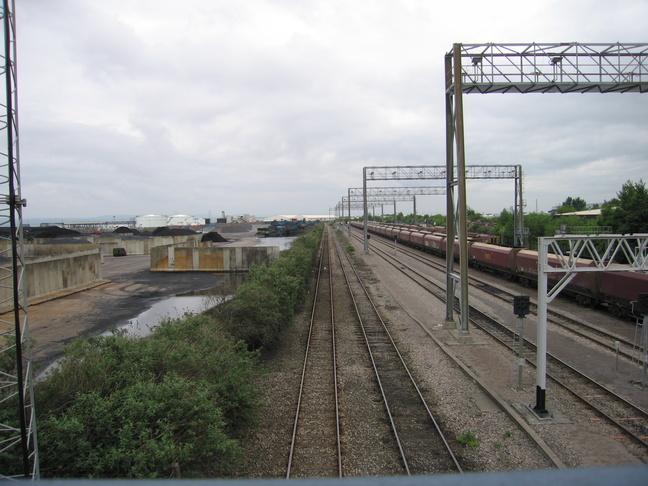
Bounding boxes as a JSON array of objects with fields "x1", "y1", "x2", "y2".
[{"x1": 351, "y1": 221, "x2": 647, "y2": 318}]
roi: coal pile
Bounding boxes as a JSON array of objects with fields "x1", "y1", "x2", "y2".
[
  {"x1": 201, "y1": 231, "x2": 228, "y2": 243},
  {"x1": 113, "y1": 226, "x2": 141, "y2": 235},
  {"x1": 27, "y1": 226, "x2": 82, "y2": 239},
  {"x1": 257, "y1": 220, "x2": 319, "y2": 237},
  {"x1": 151, "y1": 227, "x2": 198, "y2": 236}
]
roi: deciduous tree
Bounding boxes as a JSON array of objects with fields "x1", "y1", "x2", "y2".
[{"x1": 598, "y1": 180, "x2": 648, "y2": 233}]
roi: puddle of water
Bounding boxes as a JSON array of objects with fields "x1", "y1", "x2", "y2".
[
  {"x1": 39, "y1": 294, "x2": 229, "y2": 379},
  {"x1": 112, "y1": 295, "x2": 221, "y2": 338}
]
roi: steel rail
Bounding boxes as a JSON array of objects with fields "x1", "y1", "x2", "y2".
[
  {"x1": 469, "y1": 307, "x2": 648, "y2": 448},
  {"x1": 335, "y1": 238, "x2": 410, "y2": 475},
  {"x1": 286, "y1": 229, "x2": 342, "y2": 478},
  {"x1": 333, "y1": 229, "x2": 462, "y2": 475},
  {"x1": 357, "y1": 225, "x2": 638, "y2": 357},
  {"x1": 329, "y1": 227, "x2": 343, "y2": 478},
  {"x1": 352, "y1": 228, "x2": 648, "y2": 451}
]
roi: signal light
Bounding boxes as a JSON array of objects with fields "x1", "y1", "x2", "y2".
[{"x1": 514, "y1": 295, "x2": 530, "y2": 317}]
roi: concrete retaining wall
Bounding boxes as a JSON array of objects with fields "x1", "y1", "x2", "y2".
[
  {"x1": 0, "y1": 244, "x2": 103, "y2": 312},
  {"x1": 91, "y1": 234, "x2": 204, "y2": 256},
  {"x1": 150, "y1": 246, "x2": 280, "y2": 272}
]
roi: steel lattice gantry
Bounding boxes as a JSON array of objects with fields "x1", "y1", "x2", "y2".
[
  {"x1": 342, "y1": 187, "x2": 442, "y2": 236},
  {"x1": 534, "y1": 234, "x2": 648, "y2": 414},
  {"x1": 446, "y1": 42, "x2": 648, "y2": 412},
  {"x1": 332, "y1": 199, "x2": 385, "y2": 219},
  {"x1": 0, "y1": 0, "x2": 38, "y2": 479},
  {"x1": 337, "y1": 194, "x2": 418, "y2": 218},
  {"x1": 349, "y1": 185, "x2": 446, "y2": 230},
  {"x1": 361, "y1": 165, "x2": 524, "y2": 332},
  {"x1": 457, "y1": 43, "x2": 648, "y2": 94},
  {"x1": 361, "y1": 166, "x2": 523, "y2": 245}
]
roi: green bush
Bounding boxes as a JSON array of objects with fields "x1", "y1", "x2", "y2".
[
  {"x1": 39, "y1": 373, "x2": 239, "y2": 478},
  {"x1": 218, "y1": 281, "x2": 285, "y2": 350},
  {"x1": 36, "y1": 315, "x2": 259, "y2": 478},
  {"x1": 214, "y1": 224, "x2": 323, "y2": 350}
]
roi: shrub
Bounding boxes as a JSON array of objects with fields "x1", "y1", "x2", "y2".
[
  {"x1": 39, "y1": 373, "x2": 239, "y2": 478},
  {"x1": 213, "y1": 224, "x2": 323, "y2": 350},
  {"x1": 217, "y1": 281, "x2": 285, "y2": 350},
  {"x1": 36, "y1": 315, "x2": 259, "y2": 478}
]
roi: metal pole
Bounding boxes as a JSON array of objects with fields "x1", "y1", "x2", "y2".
[
  {"x1": 4, "y1": 1, "x2": 32, "y2": 475},
  {"x1": 393, "y1": 200, "x2": 396, "y2": 224},
  {"x1": 363, "y1": 167, "x2": 369, "y2": 253},
  {"x1": 517, "y1": 316, "x2": 525, "y2": 390},
  {"x1": 519, "y1": 166, "x2": 525, "y2": 247},
  {"x1": 643, "y1": 315, "x2": 648, "y2": 387},
  {"x1": 347, "y1": 188, "x2": 351, "y2": 237},
  {"x1": 514, "y1": 166, "x2": 519, "y2": 247},
  {"x1": 453, "y1": 43, "x2": 470, "y2": 334},
  {"x1": 535, "y1": 238, "x2": 549, "y2": 415},
  {"x1": 515, "y1": 165, "x2": 525, "y2": 247},
  {"x1": 413, "y1": 195, "x2": 417, "y2": 225},
  {"x1": 444, "y1": 52, "x2": 456, "y2": 325}
]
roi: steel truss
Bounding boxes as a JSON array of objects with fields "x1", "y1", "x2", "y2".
[
  {"x1": 361, "y1": 165, "x2": 524, "y2": 328},
  {"x1": 361, "y1": 167, "x2": 523, "y2": 247},
  {"x1": 0, "y1": 0, "x2": 38, "y2": 479},
  {"x1": 445, "y1": 42, "x2": 647, "y2": 339},
  {"x1": 457, "y1": 43, "x2": 648, "y2": 94},
  {"x1": 337, "y1": 196, "x2": 415, "y2": 217},
  {"x1": 363, "y1": 165, "x2": 525, "y2": 246},
  {"x1": 535, "y1": 234, "x2": 648, "y2": 414},
  {"x1": 364, "y1": 165, "x2": 522, "y2": 181},
  {"x1": 348, "y1": 186, "x2": 446, "y2": 197},
  {"x1": 340, "y1": 198, "x2": 414, "y2": 209},
  {"x1": 349, "y1": 185, "x2": 446, "y2": 234},
  {"x1": 332, "y1": 199, "x2": 385, "y2": 218}
]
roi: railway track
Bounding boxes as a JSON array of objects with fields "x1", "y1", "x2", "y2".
[
  {"x1": 287, "y1": 226, "x2": 463, "y2": 477},
  {"x1": 356, "y1": 227, "x2": 639, "y2": 360},
  {"x1": 332, "y1": 228, "x2": 463, "y2": 475},
  {"x1": 468, "y1": 307, "x2": 648, "y2": 448},
  {"x1": 287, "y1": 228, "x2": 342, "y2": 478},
  {"x1": 348, "y1": 226, "x2": 648, "y2": 452}
]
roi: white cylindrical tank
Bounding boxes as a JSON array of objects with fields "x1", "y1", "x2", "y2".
[
  {"x1": 135, "y1": 214, "x2": 168, "y2": 228},
  {"x1": 167, "y1": 214, "x2": 193, "y2": 227}
]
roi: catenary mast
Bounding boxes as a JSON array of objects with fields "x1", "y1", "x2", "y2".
[{"x1": 0, "y1": 0, "x2": 39, "y2": 478}]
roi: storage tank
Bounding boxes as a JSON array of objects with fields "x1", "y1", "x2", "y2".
[
  {"x1": 168, "y1": 214, "x2": 206, "y2": 227},
  {"x1": 167, "y1": 214, "x2": 195, "y2": 227},
  {"x1": 135, "y1": 214, "x2": 168, "y2": 228},
  {"x1": 167, "y1": 214, "x2": 189, "y2": 226}
]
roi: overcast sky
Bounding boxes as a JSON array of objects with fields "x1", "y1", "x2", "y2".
[{"x1": 17, "y1": 0, "x2": 648, "y2": 222}]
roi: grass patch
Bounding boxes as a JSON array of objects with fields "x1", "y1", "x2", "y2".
[{"x1": 457, "y1": 431, "x2": 479, "y2": 447}]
